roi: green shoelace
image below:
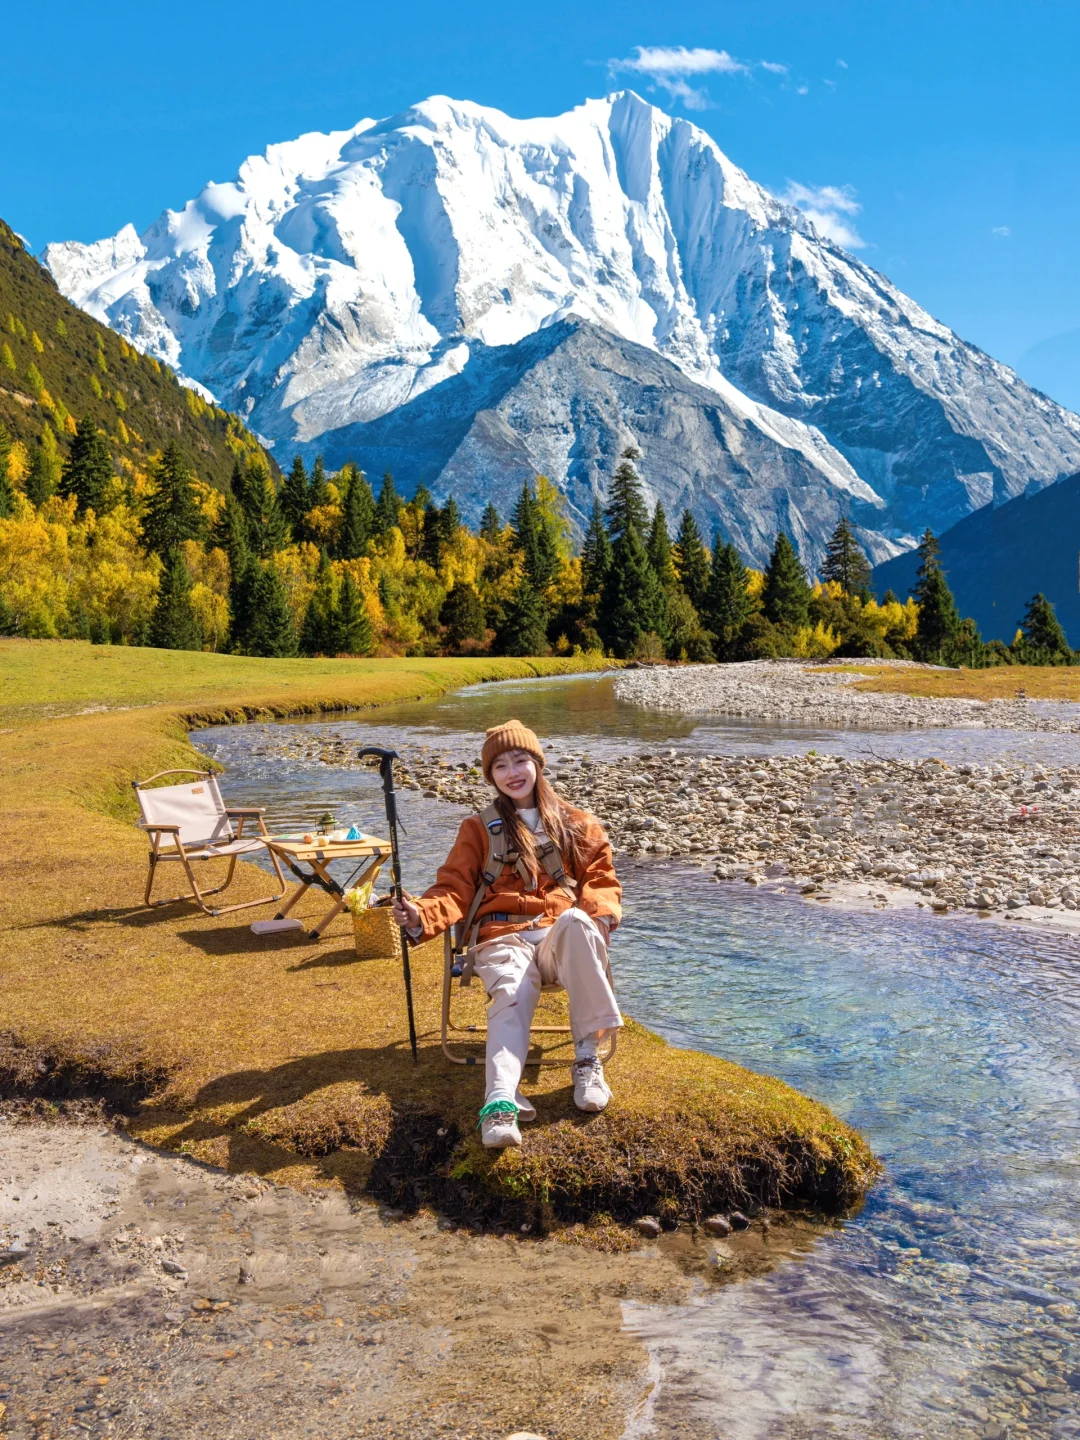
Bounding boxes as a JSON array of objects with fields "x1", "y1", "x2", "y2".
[{"x1": 477, "y1": 1100, "x2": 519, "y2": 1128}]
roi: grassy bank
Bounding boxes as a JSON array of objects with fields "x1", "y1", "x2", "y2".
[
  {"x1": 0, "y1": 639, "x2": 879, "y2": 1230},
  {"x1": 847, "y1": 662, "x2": 1080, "y2": 702}
]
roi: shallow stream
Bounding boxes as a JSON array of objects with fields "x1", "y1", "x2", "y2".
[{"x1": 194, "y1": 674, "x2": 1080, "y2": 1439}]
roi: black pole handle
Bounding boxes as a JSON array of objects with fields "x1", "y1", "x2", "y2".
[{"x1": 358, "y1": 746, "x2": 418, "y2": 1064}]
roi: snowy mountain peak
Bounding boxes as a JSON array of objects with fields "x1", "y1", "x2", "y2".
[{"x1": 42, "y1": 92, "x2": 1080, "y2": 567}]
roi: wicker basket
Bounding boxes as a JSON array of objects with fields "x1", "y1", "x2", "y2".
[{"x1": 351, "y1": 902, "x2": 400, "y2": 959}]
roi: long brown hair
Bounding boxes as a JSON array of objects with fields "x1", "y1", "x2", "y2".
[{"x1": 492, "y1": 771, "x2": 584, "y2": 880}]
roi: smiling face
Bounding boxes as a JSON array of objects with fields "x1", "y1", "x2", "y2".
[{"x1": 490, "y1": 748, "x2": 539, "y2": 808}]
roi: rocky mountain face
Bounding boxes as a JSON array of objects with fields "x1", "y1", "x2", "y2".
[{"x1": 42, "y1": 91, "x2": 1080, "y2": 568}]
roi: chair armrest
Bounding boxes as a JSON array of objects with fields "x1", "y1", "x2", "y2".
[
  {"x1": 226, "y1": 807, "x2": 266, "y2": 816},
  {"x1": 139, "y1": 822, "x2": 181, "y2": 833}
]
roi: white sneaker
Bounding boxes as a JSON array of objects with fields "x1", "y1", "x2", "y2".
[
  {"x1": 572, "y1": 1057, "x2": 611, "y2": 1112},
  {"x1": 478, "y1": 1102, "x2": 522, "y2": 1148}
]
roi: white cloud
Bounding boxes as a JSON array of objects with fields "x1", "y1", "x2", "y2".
[
  {"x1": 992, "y1": 225, "x2": 1011, "y2": 237},
  {"x1": 782, "y1": 181, "x2": 866, "y2": 249},
  {"x1": 609, "y1": 44, "x2": 749, "y2": 108},
  {"x1": 616, "y1": 44, "x2": 747, "y2": 76},
  {"x1": 760, "y1": 59, "x2": 788, "y2": 74},
  {"x1": 796, "y1": 84, "x2": 809, "y2": 95},
  {"x1": 837, "y1": 58, "x2": 849, "y2": 69}
]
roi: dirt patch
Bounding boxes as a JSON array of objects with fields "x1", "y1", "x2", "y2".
[{"x1": 0, "y1": 1115, "x2": 825, "y2": 1440}]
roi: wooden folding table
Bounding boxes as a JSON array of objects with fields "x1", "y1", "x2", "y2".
[{"x1": 264, "y1": 833, "x2": 392, "y2": 939}]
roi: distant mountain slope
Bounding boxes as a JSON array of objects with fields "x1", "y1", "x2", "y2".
[
  {"x1": 315, "y1": 315, "x2": 893, "y2": 569},
  {"x1": 873, "y1": 472, "x2": 1080, "y2": 645},
  {"x1": 0, "y1": 219, "x2": 266, "y2": 488},
  {"x1": 41, "y1": 92, "x2": 1080, "y2": 554}
]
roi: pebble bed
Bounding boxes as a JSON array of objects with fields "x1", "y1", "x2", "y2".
[
  {"x1": 272, "y1": 735, "x2": 1080, "y2": 922},
  {"x1": 614, "y1": 659, "x2": 1080, "y2": 732}
]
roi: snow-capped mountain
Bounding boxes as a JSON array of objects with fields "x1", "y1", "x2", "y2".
[{"x1": 43, "y1": 92, "x2": 1080, "y2": 567}]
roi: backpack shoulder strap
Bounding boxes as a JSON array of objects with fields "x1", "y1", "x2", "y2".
[
  {"x1": 534, "y1": 835, "x2": 577, "y2": 897},
  {"x1": 455, "y1": 806, "x2": 508, "y2": 950}
]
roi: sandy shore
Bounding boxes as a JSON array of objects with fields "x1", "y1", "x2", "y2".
[
  {"x1": 614, "y1": 659, "x2": 1080, "y2": 732},
  {"x1": 0, "y1": 1108, "x2": 820, "y2": 1440}
]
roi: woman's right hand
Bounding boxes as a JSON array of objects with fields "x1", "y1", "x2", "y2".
[{"x1": 392, "y1": 894, "x2": 422, "y2": 931}]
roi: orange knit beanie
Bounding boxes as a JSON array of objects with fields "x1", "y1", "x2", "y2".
[{"x1": 481, "y1": 720, "x2": 545, "y2": 783}]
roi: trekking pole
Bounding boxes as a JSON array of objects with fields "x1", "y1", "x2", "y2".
[{"x1": 357, "y1": 746, "x2": 419, "y2": 1064}]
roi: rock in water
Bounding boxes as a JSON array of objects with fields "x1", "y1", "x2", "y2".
[
  {"x1": 635, "y1": 1216, "x2": 662, "y2": 1239},
  {"x1": 703, "y1": 1215, "x2": 732, "y2": 1237}
]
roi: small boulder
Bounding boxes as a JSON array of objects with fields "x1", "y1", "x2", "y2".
[
  {"x1": 635, "y1": 1216, "x2": 662, "y2": 1239},
  {"x1": 729, "y1": 1211, "x2": 751, "y2": 1230},
  {"x1": 703, "y1": 1215, "x2": 732, "y2": 1237}
]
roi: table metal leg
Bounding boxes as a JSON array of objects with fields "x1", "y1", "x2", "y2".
[{"x1": 307, "y1": 856, "x2": 386, "y2": 940}]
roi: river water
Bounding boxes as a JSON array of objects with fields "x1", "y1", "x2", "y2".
[{"x1": 194, "y1": 673, "x2": 1080, "y2": 1439}]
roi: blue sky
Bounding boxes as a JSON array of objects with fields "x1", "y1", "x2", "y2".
[{"x1": 3, "y1": 0, "x2": 1079, "y2": 408}]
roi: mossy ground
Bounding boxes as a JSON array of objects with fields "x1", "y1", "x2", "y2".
[{"x1": 0, "y1": 639, "x2": 879, "y2": 1229}]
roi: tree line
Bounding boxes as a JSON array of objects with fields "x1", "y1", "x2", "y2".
[{"x1": 0, "y1": 422, "x2": 1072, "y2": 664}]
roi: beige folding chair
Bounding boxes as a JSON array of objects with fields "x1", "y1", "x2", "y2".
[
  {"x1": 441, "y1": 930, "x2": 618, "y2": 1069},
  {"x1": 133, "y1": 769, "x2": 286, "y2": 916}
]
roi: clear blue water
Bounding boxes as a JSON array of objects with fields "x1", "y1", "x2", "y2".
[{"x1": 194, "y1": 674, "x2": 1080, "y2": 1438}]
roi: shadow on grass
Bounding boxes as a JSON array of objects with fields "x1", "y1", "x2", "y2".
[{"x1": 173, "y1": 925, "x2": 330, "y2": 956}]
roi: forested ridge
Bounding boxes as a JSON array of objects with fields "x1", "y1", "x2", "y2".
[{"x1": 0, "y1": 215, "x2": 1071, "y2": 665}]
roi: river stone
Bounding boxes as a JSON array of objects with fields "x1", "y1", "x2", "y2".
[
  {"x1": 729, "y1": 1211, "x2": 751, "y2": 1230},
  {"x1": 635, "y1": 1217, "x2": 661, "y2": 1239},
  {"x1": 703, "y1": 1215, "x2": 732, "y2": 1237}
]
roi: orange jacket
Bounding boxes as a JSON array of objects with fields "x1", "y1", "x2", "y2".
[{"x1": 413, "y1": 806, "x2": 622, "y2": 944}]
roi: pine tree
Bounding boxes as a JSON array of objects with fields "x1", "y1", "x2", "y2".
[
  {"x1": 375, "y1": 471, "x2": 401, "y2": 533},
  {"x1": 479, "y1": 502, "x2": 501, "y2": 541},
  {"x1": 580, "y1": 499, "x2": 613, "y2": 596},
  {"x1": 647, "y1": 503, "x2": 676, "y2": 588},
  {"x1": 280, "y1": 455, "x2": 310, "y2": 540},
  {"x1": 141, "y1": 441, "x2": 202, "y2": 557},
  {"x1": 339, "y1": 465, "x2": 376, "y2": 560},
  {"x1": 59, "y1": 417, "x2": 114, "y2": 515},
  {"x1": 598, "y1": 523, "x2": 668, "y2": 658},
  {"x1": 704, "y1": 542, "x2": 752, "y2": 660},
  {"x1": 149, "y1": 550, "x2": 201, "y2": 651},
  {"x1": 1017, "y1": 593, "x2": 1073, "y2": 665},
  {"x1": 673, "y1": 511, "x2": 710, "y2": 611},
  {"x1": 0, "y1": 425, "x2": 13, "y2": 519},
  {"x1": 24, "y1": 445, "x2": 54, "y2": 507},
  {"x1": 512, "y1": 481, "x2": 559, "y2": 589},
  {"x1": 300, "y1": 549, "x2": 338, "y2": 656},
  {"x1": 412, "y1": 483, "x2": 433, "y2": 515},
  {"x1": 762, "y1": 533, "x2": 811, "y2": 630},
  {"x1": 336, "y1": 572, "x2": 374, "y2": 655},
  {"x1": 308, "y1": 454, "x2": 330, "y2": 510},
  {"x1": 495, "y1": 578, "x2": 550, "y2": 656},
  {"x1": 912, "y1": 528, "x2": 960, "y2": 663},
  {"x1": 237, "y1": 456, "x2": 287, "y2": 557},
  {"x1": 604, "y1": 446, "x2": 649, "y2": 542},
  {"x1": 246, "y1": 562, "x2": 297, "y2": 657},
  {"x1": 441, "y1": 581, "x2": 486, "y2": 650},
  {"x1": 821, "y1": 516, "x2": 872, "y2": 595},
  {"x1": 228, "y1": 553, "x2": 260, "y2": 654}
]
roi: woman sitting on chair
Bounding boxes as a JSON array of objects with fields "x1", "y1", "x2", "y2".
[{"x1": 392, "y1": 721, "x2": 623, "y2": 1148}]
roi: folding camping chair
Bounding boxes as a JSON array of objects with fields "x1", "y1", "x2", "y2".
[
  {"x1": 133, "y1": 769, "x2": 287, "y2": 916},
  {"x1": 440, "y1": 929, "x2": 619, "y2": 1069}
]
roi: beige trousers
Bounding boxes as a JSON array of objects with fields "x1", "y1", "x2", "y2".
[{"x1": 472, "y1": 907, "x2": 623, "y2": 1105}]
